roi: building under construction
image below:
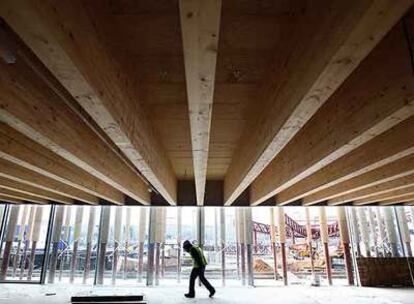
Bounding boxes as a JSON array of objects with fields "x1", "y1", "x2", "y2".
[{"x1": 0, "y1": 0, "x2": 414, "y2": 303}]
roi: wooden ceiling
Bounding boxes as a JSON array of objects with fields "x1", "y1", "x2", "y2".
[{"x1": 0, "y1": 0, "x2": 414, "y2": 206}]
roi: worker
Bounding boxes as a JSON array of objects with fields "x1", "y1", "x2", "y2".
[{"x1": 183, "y1": 240, "x2": 216, "y2": 298}]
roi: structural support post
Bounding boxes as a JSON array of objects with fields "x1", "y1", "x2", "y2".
[
  {"x1": 305, "y1": 208, "x2": 315, "y2": 276},
  {"x1": 138, "y1": 208, "x2": 147, "y2": 283},
  {"x1": 220, "y1": 207, "x2": 226, "y2": 286},
  {"x1": 384, "y1": 207, "x2": 399, "y2": 257},
  {"x1": 12, "y1": 206, "x2": 28, "y2": 278},
  {"x1": 123, "y1": 207, "x2": 131, "y2": 280},
  {"x1": 177, "y1": 207, "x2": 182, "y2": 283},
  {"x1": 146, "y1": 208, "x2": 156, "y2": 286},
  {"x1": 319, "y1": 207, "x2": 332, "y2": 285},
  {"x1": 112, "y1": 207, "x2": 122, "y2": 285},
  {"x1": 0, "y1": 205, "x2": 20, "y2": 280},
  {"x1": 96, "y1": 206, "x2": 110, "y2": 285},
  {"x1": 28, "y1": 206, "x2": 43, "y2": 281},
  {"x1": 59, "y1": 206, "x2": 72, "y2": 281},
  {"x1": 278, "y1": 207, "x2": 288, "y2": 285},
  {"x1": 244, "y1": 208, "x2": 254, "y2": 287},
  {"x1": 375, "y1": 207, "x2": 387, "y2": 257},
  {"x1": 367, "y1": 208, "x2": 379, "y2": 257},
  {"x1": 396, "y1": 207, "x2": 412, "y2": 257},
  {"x1": 356, "y1": 208, "x2": 371, "y2": 257},
  {"x1": 48, "y1": 205, "x2": 64, "y2": 284},
  {"x1": 238, "y1": 209, "x2": 246, "y2": 285},
  {"x1": 269, "y1": 207, "x2": 278, "y2": 280},
  {"x1": 350, "y1": 208, "x2": 361, "y2": 257},
  {"x1": 21, "y1": 206, "x2": 36, "y2": 280},
  {"x1": 83, "y1": 207, "x2": 96, "y2": 284},
  {"x1": 337, "y1": 207, "x2": 354, "y2": 286},
  {"x1": 70, "y1": 206, "x2": 83, "y2": 283}
]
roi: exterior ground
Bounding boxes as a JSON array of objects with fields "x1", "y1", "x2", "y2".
[{"x1": 0, "y1": 283, "x2": 413, "y2": 304}]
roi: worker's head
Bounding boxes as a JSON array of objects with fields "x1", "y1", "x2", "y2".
[{"x1": 183, "y1": 240, "x2": 192, "y2": 252}]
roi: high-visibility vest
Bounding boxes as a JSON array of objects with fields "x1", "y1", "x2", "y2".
[{"x1": 191, "y1": 246, "x2": 208, "y2": 268}]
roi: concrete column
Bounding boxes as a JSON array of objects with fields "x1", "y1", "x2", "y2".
[
  {"x1": 350, "y1": 208, "x2": 361, "y2": 256},
  {"x1": 220, "y1": 207, "x2": 226, "y2": 286},
  {"x1": 244, "y1": 208, "x2": 254, "y2": 287},
  {"x1": 235, "y1": 208, "x2": 240, "y2": 280},
  {"x1": 96, "y1": 206, "x2": 110, "y2": 285},
  {"x1": 197, "y1": 207, "x2": 205, "y2": 247},
  {"x1": 270, "y1": 207, "x2": 278, "y2": 280},
  {"x1": 238, "y1": 209, "x2": 246, "y2": 285},
  {"x1": 337, "y1": 207, "x2": 354, "y2": 285},
  {"x1": 147, "y1": 207, "x2": 157, "y2": 286},
  {"x1": 177, "y1": 207, "x2": 182, "y2": 283},
  {"x1": 367, "y1": 208, "x2": 379, "y2": 256},
  {"x1": 319, "y1": 207, "x2": 332, "y2": 285},
  {"x1": 356, "y1": 208, "x2": 371, "y2": 257},
  {"x1": 123, "y1": 207, "x2": 131, "y2": 279},
  {"x1": 12, "y1": 205, "x2": 28, "y2": 278},
  {"x1": 59, "y1": 206, "x2": 72, "y2": 281},
  {"x1": 83, "y1": 207, "x2": 96, "y2": 284},
  {"x1": 137, "y1": 207, "x2": 147, "y2": 283},
  {"x1": 20, "y1": 206, "x2": 36, "y2": 280},
  {"x1": 305, "y1": 208, "x2": 315, "y2": 275},
  {"x1": 396, "y1": 207, "x2": 412, "y2": 257},
  {"x1": 112, "y1": 207, "x2": 123, "y2": 285},
  {"x1": 48, "y1": 205, "x2": 64, "y2": 283},
  {"x1": 28, "y1": 206, "x2": 43, "y2": 280},
  {"x1": 375, "y1": 207, "x2": 387, "y2": 257},
  {"x1": 70, "y1": 206, "x2": 83, "y2": 283},
  {"x1": 383, "y1": 207, "x2": 399, "y2": 257},
  {"x1": 278, "y1": 207, "x2": 288, "y2": 285},
  {"x1": 0, "y1": 205, "x2": 20, "y2": 280}
]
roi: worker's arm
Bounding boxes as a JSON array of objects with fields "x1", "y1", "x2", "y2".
[{"x1": 190, "y1": 247, "x2": 203, "y2": 266}]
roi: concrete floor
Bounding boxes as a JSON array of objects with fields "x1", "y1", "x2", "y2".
[{"x1": 0, "y1": 284, "x2": 413, "y2": 304}]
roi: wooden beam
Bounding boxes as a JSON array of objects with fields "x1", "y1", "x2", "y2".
[
  {"x1": 179, "y1": 0, "x2": 221, "y2": 205},
  {"x1": 0, "y1": 0, "x2": 177, "y2": 204},
  {"x1": 329, "y1": 174, "x2": 414, "y2": 205},
  {"x1": 0, "y1": 20, "x2": 150, "y2": 204},
  {"x1": 0, "y1": 176, "x2": 73, "y2": 204},
  {"x1": 273, "y1": 116, "x2": 414, "y2": 205},
  {"x1": 353, "y1": 186, "x2": 414, "y2": 205},
  {"x1": 0, "y1": 187, "x2": 48, "y2": 204},
  {"x1": 251, "y1": 22, "x2": 414, "y2": 205},
  {"x1": 0, "y1": 195, "x2": 22, "y2": 204},
  {"x1": 0, "y1": 158, "x2": 98, "y2": 204},
  {"x1": 224, "y1": 0, "x2": 414, "y2": 205},
  {"x1": 302, "y1": 154, "x2": 414, "y2": 205},
  {"x1": 0, "y1": 122, "x2": 122, "y2": 204}
]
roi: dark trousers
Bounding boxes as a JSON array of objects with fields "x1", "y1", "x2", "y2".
[{"x1": 188, "y1": 266, "x2": 215, "y2": 295}]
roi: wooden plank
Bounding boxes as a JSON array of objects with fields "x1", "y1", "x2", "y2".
[
  {"x1": 179, "y1": 0, "x2": 222, "y2": 205},
  {"x1": 0, "y1": 0, "x2": 177, "y2": 204},
  {"x1": 329, "y1": 175, "x2": 414, "y2": 205},
  {"x1": 353, "y1": 186, "x2": 414, "y2": 205},
  {"x1": 0, "y1": 176, "x2": 73, "y2": 204},
  {"x1": 251, "y1": 22, "x2": 414, "y2": 205},
  {"x1": 0, "y1": 158, "x2": 98, "y2": 204},
  {"x1": 0, "y1": 195, "x2": 22, "y2": 204},
  {"x1": 0, "y1": 20, "x2": 150, "y2": 205},
  {"x1": 0, "y1": 122, "x2": 123, "y2": 204},
  {"x1": 0, "y1": 187, "x2": 48, "y2": 204},
  {"x1": 273, "y1": 116, "x2": 414, "y2": 205},
  {"x1": 302, "y1": 154, "x2": 414, "y2": 205},
  {"x1": 224, "y1": 0, "x2": 413, "y2": 205}
]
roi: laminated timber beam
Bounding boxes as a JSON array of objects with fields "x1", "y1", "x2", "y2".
[
  {"x1": 0, "y1": 122, "x2": 122, "y2": 204},
  {"x1": 0, "y1": 158, "x2": 98, "y2": 205},
  {"x1": 328, "y1": 174, "x2": 414, "y2": 205},
  {"x1": 224, "y1": 0, "x2": 414, "y2": 205},
  {"x1": 353, "y1": 185, "x2": 414, "y2": 205},
  {"x1": 0, "y1": 0, "x2": 177, "y2": 205},
  {"x1": 179, "y1": 0, "x2": 222, "y2": 205},
  {"x1": 0, "y1": 187, "x2": 48, "y2": 204},
  {"x1": 0, "y1": 20, "x2": 150, "y2": 205},
  {"x1": 302, "y1": 154, "x2": 414, "y2": 205},
  {"x1": 0, "y1": 176, "x2": 73, "y2": 204},
  {"x1": 251, "y1": 21, "x2": 414, "y2": 205},
  {"x1": 273, "y1": 116, "x2": 414, "y2": 206},
  {"x1": 0, "y1": 195, "x2": 22, "y2": 204}
]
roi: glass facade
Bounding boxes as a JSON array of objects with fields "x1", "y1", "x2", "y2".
[{"x1": 0, "y1": 204, "x2": 413, "y2": 286}]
